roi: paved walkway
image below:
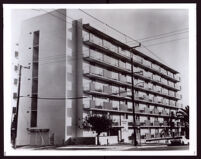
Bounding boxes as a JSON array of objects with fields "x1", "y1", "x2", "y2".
[{"x1": 29, "y1": 143, "x2": 168, "y2": 151}]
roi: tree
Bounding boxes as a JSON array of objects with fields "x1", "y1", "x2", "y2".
[
  {"x1": 168, "y1": 111, "x2": 176, "y2": 138},
  {"x1": 82, "y1": 114, "x2": 113, "y2": 145},
  {"x1": 176, "y1": 105, "x2": 189, "y2": 139}
]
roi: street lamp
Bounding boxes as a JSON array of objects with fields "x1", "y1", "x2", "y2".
[{"x1": 14, "y1": 65, "x2": 30, "y2": 148}]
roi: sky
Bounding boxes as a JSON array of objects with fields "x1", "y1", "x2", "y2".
[{"x1": 11, "y1": 8, "x2": 189, "y2": 107}]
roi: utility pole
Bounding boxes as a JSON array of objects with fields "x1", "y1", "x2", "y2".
[
  {"x1": 131, "y1": 56, "x2": 137, "y2": 146},
  {"x1": 130, "y1": 43, "x2": 141, "y2": 146},
  {"x1": 14, "y1": 65, "x2": 30, "y2": 148}
]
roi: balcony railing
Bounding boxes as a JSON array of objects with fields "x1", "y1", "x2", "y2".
[
  {"x1": 83, "y1": 56, "x2": 180, "y2": 93},
  {"x1": 83, "y1": 40, "x2": 180, "y2": 83},
  {"x1": 83, "y1": 89, "x2": 179, "y2": 110},
  {"x1": 84, "y1": 70, "x2": 180, "y2": 101}
]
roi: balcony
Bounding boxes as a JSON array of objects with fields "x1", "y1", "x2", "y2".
[
  {"x1": 161, "y1": 110, "x2": 168, "y2": 116},
  {"x1": 84, "y1": 71, "x2": 179, "y2": 101},
  {"x1": 84, "y1": 88, "x2": 179, "y2": 110},
  {"x1": 154, "y1": 120, "x2": 160, "y2": 126},
  {"x1": 84, "y1": 55, "x2": 180, "y2": 92},
  {"x1": 84, "y1": 40, "x2": 180, "y2": 82},
  {"x1": 84, "y1": 70, "x2": 131, "y2": 88},
  {"x1": 119, "y1": 104, "x2": 127, "y2": 111},
  {"x1": 145, "y1": 120, "x2": 151, "y2": 126},
  {"x1": 146, "y1": 133, "x2": 151, "y2": 139},
  {"x1": 83, "y1": 54, "x2": 130, "y2": 74},
  {"x1": 103, "y1": 85, "x2": 112, "y2": 94},
  {"x1": 152, "y1": 108, "x2": 159, "y2": 115},
  {"x1": 103, "y1": 102, "x2": 112, "y2": 110},
  {"x1": 83, "y1": 40, "x2": 129, "y2": 62}
]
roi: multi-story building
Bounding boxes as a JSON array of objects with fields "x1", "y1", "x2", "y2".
[{"x1": 15, "y1": 9, "x2": 183, "y2": 146}]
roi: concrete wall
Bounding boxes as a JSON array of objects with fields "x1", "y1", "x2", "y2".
[{"x1": 17, "y1": 9, "x2": 66, "y2": 145}]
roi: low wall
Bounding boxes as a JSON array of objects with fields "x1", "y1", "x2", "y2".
[
  {"x1": 98, "y1": 136, "x2": 118, "y2": 145},
  {"x1": 65, "y1": 137, "x2": 95, "y2": 145}
]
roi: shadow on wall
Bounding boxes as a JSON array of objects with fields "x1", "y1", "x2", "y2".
[{"x1": 64, "y1": 137, "x2": 96, "y2": 145}]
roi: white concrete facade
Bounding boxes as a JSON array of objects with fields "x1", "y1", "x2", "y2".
[{"x1": 16, "y1": 9, "x2": 183, "y2": 146}]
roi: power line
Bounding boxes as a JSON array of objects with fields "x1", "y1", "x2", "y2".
[
  {"x1": 139, "y1": 31, "x2": 188, "y2": 43},
  {"x1": 135, "y1": 28, "x2": 189, "y2": 41},
  {"x1": 37, "y1": 9, "x2": 72, "y2": 25},
  {"x1": 54, "y1": 10, "x2": 75, "y2": 21},
  {"x1": 79, "y1": 9, "x2": 140, "y2": 45},
  {"x1": 145, "y1": 37, "x2": 188, "y2": 47},
  {"x1": 140, "y1": 44, "x2": 169, "y2": 66},
  {"x1": 33, "y1": 9, "x2": 177, "y2": 68},
  {"x1": 78, "y1": 9, "x2": 169, "y2": 64}
]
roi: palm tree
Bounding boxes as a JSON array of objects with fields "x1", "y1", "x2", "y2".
[
  {"x1": 169, "y1": 111, "x2": 176, "y2": 138},
  {"x1": 176, "y1": 105, "x2": 189, "y2": 139}
]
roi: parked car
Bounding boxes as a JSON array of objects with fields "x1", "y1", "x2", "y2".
[
  {"x1": 180, "y1": 136, "x2": 189, "y2": 145},
  {"x1": 169, "y1": 136, "x2": 189, "y2": 146}
]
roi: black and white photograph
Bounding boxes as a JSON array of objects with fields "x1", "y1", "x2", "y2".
[{"x1": 3, "y1": 4, "x2": 196, "y2": 156}]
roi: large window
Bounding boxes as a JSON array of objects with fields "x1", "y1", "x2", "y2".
[{"x1": 31, "y1": 30, "x2": 40, "y2": 127}]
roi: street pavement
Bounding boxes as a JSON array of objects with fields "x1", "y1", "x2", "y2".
[{"x1": 17, "y1": 144, "x2": 189, "y2": 151}]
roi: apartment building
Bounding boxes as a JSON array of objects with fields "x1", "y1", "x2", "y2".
[
  {"x1": 15, "y1": 9, "x2": 183, "y2": 146},
  {"x1": 81, "y1": 23, "x2": 183, "y2": 144}
]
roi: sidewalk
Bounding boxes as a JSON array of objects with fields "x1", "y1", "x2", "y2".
[
  {"x1": 53, "y1": 143, "x2": 168, "y2": 151},
  {"x1": 16, "y1": 143, "x2": 168, "y2": 151}
]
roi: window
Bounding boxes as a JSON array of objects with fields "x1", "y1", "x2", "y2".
[
  {"x1": 13, "y1": 92, "x2": 17, "y2": 99},
  {"x1": 31, "y1": 31, "x2": 39, "y2": 128},
  {"x1": 96, "y1": 66, "x2": 103, "y2": 76},
  {"x1": 83, "y1": 62, "x2": 90, "y2": 74},
  {"x1": 30, "y1": 111, "x2": 37, "y2": 127},
  {"x1": 103, "y1": 54, "x2": 111, "y2": 64},
  {"x1": 133, "y1": 54, "x2": 142, "y2": 63},
  {"x1": 111, "y1": 58, "x2": 118, "y2": 67},
  {"x1": 15, "y1": 51, "x2": 19, "y2": 58},
  {"x1": 110, "y1": 43, "x2": 118, "y2": 53},
  {"x1": 103, "y1": 40, "x2": 111, "y2": 49},
  {"x1": 82, "y1": 30, "x2": 89, "y2": 41},
  {"x1": 112, "y1": 100, "x2": 119, "y2": 109},
  {"x1": 112, "y1": 86, "x2": 119, "y2": 94},
  {"x1": 14, "y1": 78, "x2": 18, "y2": 85},
  {"x1": 94, "y1": 82, "x2": 104, "y2": 92},
  {"x1": 83, "y1": 46, "x2": 89, "y2": 57},
  {"x1": 148, "y1": 94, "x2": 154, "y2": 101},
  {"x1": 144, "y1": 59, "x2": 151, "y2": 67},
  {"x1": 126, "y1": 75, "x2": 131, "y2": 83},
  {"x1": 91, "y1": 34, "x2": 102, "y2": 46},
  {"x1": 119, "y1": 74, "x2": 126, "y2": 82},
  {"x1": 111, "y1": 72, "x2": 118, "y2": 80},
  {"x1": 127, "y1": 102, "x2": 132, "y2": 109},
  {"x1": 152, "y1": 63, "x2": 160, "y2": 71},
  {"x1": 148, "y1": 83, "x2": 153, "y2": 90},
  {"x1": 119, "y1": 60, "x2": 126, "y2": 68},
  {"x1": 14, "y1": 65, "x2": 18, "y2": 71},
  {"x1": 168, "y1": 71, "x2": 173, "y2": 78},
  {"x1": 126, "y1": 62, "x2": 131, "y2": 70}
]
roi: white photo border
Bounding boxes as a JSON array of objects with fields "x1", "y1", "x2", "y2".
[{"x1": 3, "y1": 3, "x2": 197, "y2": 156}]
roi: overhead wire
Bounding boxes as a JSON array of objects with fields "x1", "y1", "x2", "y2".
[
  {"x1": 139, "y1": 31, "x2": 189, "y2": 43},
  {"x1": 144, "y1": 37, "x2": 189, "y2": 47},
  {"x1": 77, "y1": 9, "x2": 171, "y2": 66},
  {"x1": 137, "y1": 28, "x2": 189, "y2": 41},
  {"x1": 33, "y1": 9, "x2": 184, "y2": 68}
]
